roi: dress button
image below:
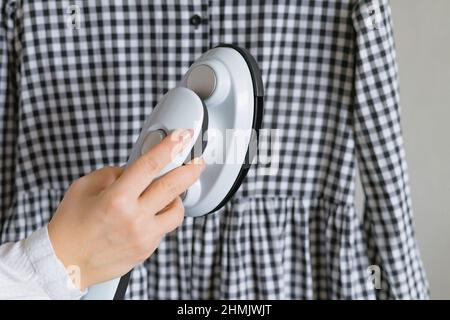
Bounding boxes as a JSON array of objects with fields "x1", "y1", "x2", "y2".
[{"x1": 189, "y1": 14, "x2": 203, "y2": 27}]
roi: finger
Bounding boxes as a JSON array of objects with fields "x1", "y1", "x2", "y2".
[
  {"x1": 154, "y1": 196, "x2": 185, "y2": 234},
  {"x1": 75, "y1": 166, "x2": 124, "y2": 194},
  {"x1": 113, "y1": 128, "x2": 194, "y2": 197},
  {"x1": 139, "y1": 157, "x2": 205, "y2": 214}
]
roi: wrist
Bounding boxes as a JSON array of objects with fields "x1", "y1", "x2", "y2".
[
  {"x1": 47, "y1": 220, "x2": 91, "y2": 290},
  {"x1": 23, "y1": 226, "x2": 87, "y2": 299}
]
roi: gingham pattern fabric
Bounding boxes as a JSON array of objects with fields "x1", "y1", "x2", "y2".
[{"x1": 0, "y1": 0, "x2": 429, "y2": 299}]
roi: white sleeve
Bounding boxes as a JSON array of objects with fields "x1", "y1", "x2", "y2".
[{"x1": 0, "y1": 226, "x2": 87, "y2": 300}]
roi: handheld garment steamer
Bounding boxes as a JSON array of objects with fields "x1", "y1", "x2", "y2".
[{"x1": 82, "y1": 44, "x2": 264, "y2": 299}]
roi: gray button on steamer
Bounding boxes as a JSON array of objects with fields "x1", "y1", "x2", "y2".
[
  {"x1": 140, "y1": 129, "x2": 167, "y2": 155},
  {"x1": 186, "y1": 64, "x2": 217, "y2": 99}
]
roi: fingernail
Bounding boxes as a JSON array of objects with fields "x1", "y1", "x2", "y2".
[
  {"x1": 188, "y1": 157, "x2": 206, "y2": 170},
  {"x1": 179, "y1": 128, "x2": 193, "y2": 140},
  {"x1": 172, "y1": 129, "x2": 194, "y2": 154},
  {"x1": 179, "y1": 129, "x2": 194, "y2": 148},
  {"x1": 201, "y1": 160, "x2": 206, "y2": 171},
  {"x1": 172, "y1": 128, "x2": 193, "y2": 140}
]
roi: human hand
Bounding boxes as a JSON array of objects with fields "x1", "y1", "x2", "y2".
[{"x1": 47, "y1": 129, "x2": 204, "y2": 290}]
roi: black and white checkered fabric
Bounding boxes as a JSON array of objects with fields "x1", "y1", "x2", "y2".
[{"x1": 0, "y1": 0, "x2": 429, "y2": 299}]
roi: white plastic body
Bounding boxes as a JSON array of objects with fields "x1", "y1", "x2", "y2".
[
  {"x1": 82, "y1": 87, "x2": 204, "y2": 300},
  {"x1": 180, "y1": 47, "x2": 254, "y2": 217},
  {"x1": 82, "y1": 47, "x2": 255, "y2": 300},
  {"x1": 127, "y1": 86, "x2": 204, "y2": 174}
]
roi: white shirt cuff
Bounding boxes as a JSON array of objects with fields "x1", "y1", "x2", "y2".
[{"x1": 23, "y1": 226, "x2": 87, "y2": 300}]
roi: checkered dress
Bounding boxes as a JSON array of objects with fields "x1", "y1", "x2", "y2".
[{"x1": 0, "y1": 0, "x2": 429, "y2": 299}]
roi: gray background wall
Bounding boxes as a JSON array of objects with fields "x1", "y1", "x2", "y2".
[{"x1": 356, "y1": 0, "x2": 450, "y2": 299}]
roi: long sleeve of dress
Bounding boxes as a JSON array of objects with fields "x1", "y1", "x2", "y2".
[
  {"x1": 351, "y1": 0, "x2": 429, "y2": 299},
  {"x1": 1, "y1": 3, "x2": 84, "y2": 299},
  {"x1": 0, "y1": 0, "x2": 18, "y2": 235}
]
